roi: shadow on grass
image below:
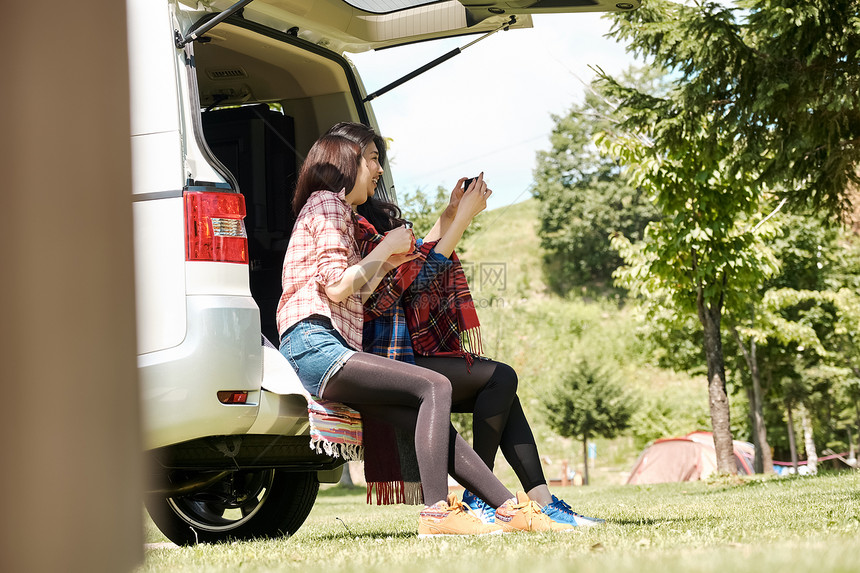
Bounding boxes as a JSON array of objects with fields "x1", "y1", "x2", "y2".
[
  {"x1": 609, "y1": 517, "x2": 699, "y2": 526},
  {"x1": 688, "y1": 473, "x2": 806, "y2": 495},
  {"x1": 307, "y1": 530, "x2": 416, "y2": 542}
]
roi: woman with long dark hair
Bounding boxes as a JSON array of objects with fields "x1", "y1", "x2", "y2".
[
  {"x1": 326, "y1": 122, "x2": 604, "y2": 528},
  {"x1": 278, "y1": 133, "x2": 574, "y2": 537}
]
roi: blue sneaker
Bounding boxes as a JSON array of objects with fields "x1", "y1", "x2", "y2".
[
  {"x1": 541, "y1": 495, "x2": 605, "y2": 527},
  {"x1": 462, "y1": 489, "x2": 496, "y2": 524}
]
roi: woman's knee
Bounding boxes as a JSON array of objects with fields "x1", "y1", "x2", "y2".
[
  {"x1": 490, "y1": 361, "x2": 518, "y2": 395},
  {"x1": 422, "y1": 370, "x2": 453, "y2": 404}
]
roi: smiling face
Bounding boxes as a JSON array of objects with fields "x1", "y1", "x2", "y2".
[{"x1": 345, "y1": 141, "x2": 383, "y2": 207}]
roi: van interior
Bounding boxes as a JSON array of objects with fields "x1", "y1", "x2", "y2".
[{"x1": 193, "y1": 19, "x2": 378, "y2": 343}]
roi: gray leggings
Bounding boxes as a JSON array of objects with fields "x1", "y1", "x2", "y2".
[
  {"x1": 414, "y1": 356, "x2": 547, "y2": 493},
  {"x1": 322, "y1": 352, "x2": 513, "y2": 507}
]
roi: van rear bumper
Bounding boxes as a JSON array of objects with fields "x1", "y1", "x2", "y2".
[
  {"x1": 147, "y1": 434, "x2": 340, "y2": 472},
  {"x1": 140, "y1": 295, "x2": 263, "y2": 450}
]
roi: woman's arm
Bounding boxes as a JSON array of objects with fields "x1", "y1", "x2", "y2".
[
  {"x1": 432, "y1": 174, "x2": 491, "y2": 258},
  {"x1": 404, "y1": 246, "x2": 452, "y2": 292},
  {"x1": 366, "y1": 178, "x2": 487, "y2": 313},
  {"x1": 324, "y1": 226, "x2": 414, "y2": 304},
  {"x1": 363, "y1": 241, "x2": 452, "y2": 318},
  {"x1": 423, "y1": 177, "x2": 468, "y2": 243}
]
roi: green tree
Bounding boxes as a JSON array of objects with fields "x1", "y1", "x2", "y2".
[
  {"x1": 608, "y1": 0, "x2": 860, "y2": 214},
  {"x1": 729, "y1": 214, "x2": 843, "y2": 470},
  {"x1": 532, "y1": 67, "x2": 661, "y2": 294},
  {"x1": 598, "y1": 0, "x2": 860, "y2": 474},
  {"x1": 626, "y1": 211, "x2": 860, "y2": 472},
  {"x1": 543, "y1": 361, "x2": 635, "y2": 485},
  {"x1": 604, "y1": 139, "x2": 780, "y2": 474},
  {"x1": 728, "y1": 216, "x2": 860, "y2": 467}
]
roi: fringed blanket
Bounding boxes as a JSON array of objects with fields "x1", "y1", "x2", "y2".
[
  {"x1": 306, "y1": 397, "x2": 364, "y2": 461},
  {"x1": 262, "y1": 333, "x2": 364, "y2": 463}
]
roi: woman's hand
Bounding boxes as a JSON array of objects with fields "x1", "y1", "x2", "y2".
[
  {"x1": 326, "y1": 225, "x2": 415, "y2": 304},
  {"x1": 430, "y1": 173, "x2": 491, "y2": 259},
  {"x1": 455, "y1": 173, "x2": 491, "y2": 221},
  {"x1": 383, "y1": 251, "x2": 420, "y2": 271},
  {"x1": 444, "y1": 178, "x2": 468, "y2": 219},
  {"x1": 379, "y1": 225, "x2": 415, "y2": 255}
]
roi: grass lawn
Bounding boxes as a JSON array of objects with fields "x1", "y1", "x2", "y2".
[{"x1": 140, "y1": 471, "x2": 860, "y2": 573}]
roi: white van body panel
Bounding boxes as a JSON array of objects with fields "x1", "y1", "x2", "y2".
[
  {"x1": 130, "y1": 0, "x2": 262, "y2": 449},
  {"x1": 246, "y1": 390, "x2": 309, "y2": 435},
  {"x1": 127, "y1": 0, "x2": 182, "y2": 139},
  {"x1": 133, "y1": 197, "x2": 187, "y2": 354},
  {"x1": 260, "y1": 344, "x2": 307, "y2": 396},
  {"x1": 200, "y1": 0, "x2": 527, "y2": 53},
  {"x1": 251, "y1": 347, "x2": 310, "y2": 434},
  {"x1": 129, "y1": 0, "x2": 188, "y2": 356},
  {"x1": 186, "y1": 262, "x2": 253, "y2": 296},
  {"x1": 139, "y1": 295, "x2": 262, "y2": 449},
  {"x1": 131, "y1": 133, "x2": 184, "y2": 195}
]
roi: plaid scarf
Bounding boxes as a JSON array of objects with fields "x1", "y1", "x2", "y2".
[{"x1": 356, "y1": 216, "x2": 483, "y2": 359}]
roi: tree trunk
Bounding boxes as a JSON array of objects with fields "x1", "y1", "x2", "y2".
[
  {"x1": 853, "y1": 395, "x2": 860, "y2": 457},
  {"x1": 731, "y1": 326, "x2": 773, "y2": 474},
  {"x1": 582, "y1": 438, "x2": 590, "y2": 486},
  {"x1": 799, "y1": 403, "x2": 818, "y2": 475},
  {"x1": 786, "y1": 401, "x2": 799, "y2": 473},
  {"x1": 698, "y1": 295, "x2": 736, "y2": 474},
  {"x1": 748, "y1": 339, "x2": 774, "y2": 474},
  {"x1": 747, "y1": 386, "x2": 757, "y2": 458},
  {"x1": 339, "y1": 462, "x2": 355, "y2": 488}
]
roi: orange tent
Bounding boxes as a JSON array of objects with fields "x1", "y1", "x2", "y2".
[{"x1": 626, "y1": 431, "x2": 755, "y2": 485}]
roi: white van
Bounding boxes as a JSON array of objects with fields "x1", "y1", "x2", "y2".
[{"x1": 132, "y1": 0, "x2": 638, "y2": 545}]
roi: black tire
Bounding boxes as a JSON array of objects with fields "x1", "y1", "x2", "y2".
[{"x1": 145, "y1": 469, "x2": 319, "y2": 545}]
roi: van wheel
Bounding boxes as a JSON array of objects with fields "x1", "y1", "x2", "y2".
[{"x1": 145, "y1": 469, "x2": 318, "y2": 545}]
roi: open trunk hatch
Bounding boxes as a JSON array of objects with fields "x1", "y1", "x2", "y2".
[{"x1": 181, "y1": 0, "x2": 640, "y2": 53}]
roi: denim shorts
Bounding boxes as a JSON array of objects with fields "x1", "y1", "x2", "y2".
[{"x1": 280, "y1": 316, "x2": 356, "y2": 397}]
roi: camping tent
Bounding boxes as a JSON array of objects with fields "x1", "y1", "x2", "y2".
[{"x1": 626, "y1": 431, "x2": 755, "y2": 485}]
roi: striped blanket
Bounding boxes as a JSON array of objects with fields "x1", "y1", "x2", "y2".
[
  {"x1": 261, "y1": 334, "x2": 364, "y2": 462},
  {"x1": 306, "y1": 397, "x2": 364, "y2": 461}
]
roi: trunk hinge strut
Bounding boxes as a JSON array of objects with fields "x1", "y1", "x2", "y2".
[
  {"x1": 363, "y1": 15, "x2": 517, "y2": 103},
  {"x1": 175, "y1": 0, "x2": 256, "y2": 49}
]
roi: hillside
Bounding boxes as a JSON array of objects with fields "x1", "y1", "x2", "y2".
[
  {"x1": 456, "y1": 199, "x2": 713, "y2": 486},
  {"x1": 459, "y1": 198, "x2": 547, "y2": 300}
]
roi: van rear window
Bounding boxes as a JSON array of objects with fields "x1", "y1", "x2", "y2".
[{"x1": 340, "y1": 0, "x2": 440, "y2": 14}]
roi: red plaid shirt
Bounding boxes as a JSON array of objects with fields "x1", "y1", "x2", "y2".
[{"x1": 276, "y1": 189, "x2": 363, "y2": 350}]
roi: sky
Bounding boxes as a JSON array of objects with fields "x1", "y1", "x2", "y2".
[{"x1": 349, "y1": 11, "x2": 639, "y2": 211}]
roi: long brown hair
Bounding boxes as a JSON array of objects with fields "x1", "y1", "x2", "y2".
[
  {"x1": 325, "y1": 122, "x2": 408, "y2": 232},
  {"x1": 292, "y1": 134, "x2": 362, "y2": 215}
]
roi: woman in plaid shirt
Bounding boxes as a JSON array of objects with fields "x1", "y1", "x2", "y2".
[{"x1": 278, "y1": 133, "x2": 575, "y2": 536}]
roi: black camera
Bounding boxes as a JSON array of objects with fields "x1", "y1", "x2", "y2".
[{"x1": 463, "y1": 176, "x2": 477, "y2": 192}]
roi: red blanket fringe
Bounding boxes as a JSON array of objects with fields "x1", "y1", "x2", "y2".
[{"x1": 366, "y1": 480, "x2": 423, "y2": 505}]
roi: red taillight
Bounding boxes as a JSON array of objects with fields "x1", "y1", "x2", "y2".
[
  {"x1": 217, "y1": 391, "x2": 249, "y2": 404},
  {"x1": 184, "y1": 191, "x2": 248, "y2": 264}
]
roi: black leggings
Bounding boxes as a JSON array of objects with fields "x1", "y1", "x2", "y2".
[
  {"x1": 322, "y1": 352, "x2": 513, "y2": 507},
  {"x1": 414, "y1": 356, "x2": 547, "y2": 492}
]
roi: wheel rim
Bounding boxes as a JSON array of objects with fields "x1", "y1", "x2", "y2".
[{"x1": 167, "y1": 469, "x2": 275, "y2": 533}]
